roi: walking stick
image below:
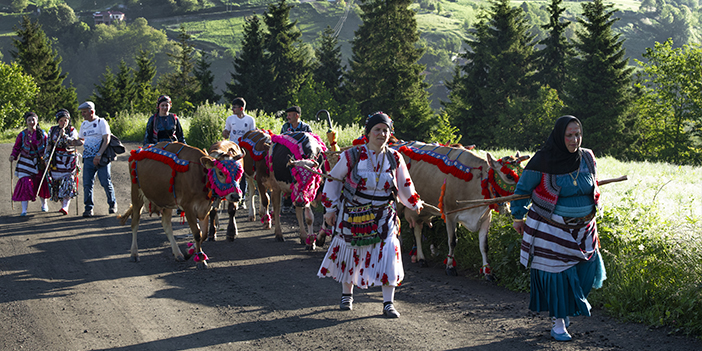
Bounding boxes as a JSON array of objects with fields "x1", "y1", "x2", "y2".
[
  {"x1": 10, "y1": 160, "x2": 14, "y2": 211},
  {"x1": 447, "y1": 175, "x2": 629, "y2": 215},
  {"x1": 35, "y1": 138, "x2": 58, "y2": 201},
  {"x1": 76, "y1": 152, "x2": 81, "y2": 215}
]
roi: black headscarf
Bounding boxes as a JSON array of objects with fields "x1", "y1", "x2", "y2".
[
  {"x1": 364, "y1": 111, "x2": 393, "y2": 136},
  {"x1": 525, "y1": 115, "x2": 582, "y2": 174}
]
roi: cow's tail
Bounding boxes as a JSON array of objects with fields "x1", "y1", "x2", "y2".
[{"x1": 117, "y1": 204, "x2": 134, "y2": 226}]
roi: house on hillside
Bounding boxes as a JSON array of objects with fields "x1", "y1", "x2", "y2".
[{"x1": 93, "y1": 11, "x2": 125, "y2": 25}]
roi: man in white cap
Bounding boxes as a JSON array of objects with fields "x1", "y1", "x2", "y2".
[{"x1": 78, "y1": 101, "x2": 117, "y2": 217}]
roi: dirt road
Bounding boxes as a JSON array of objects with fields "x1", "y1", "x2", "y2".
[{"x1": 0, "y1": 142, "x2": 699, "y2": 350}]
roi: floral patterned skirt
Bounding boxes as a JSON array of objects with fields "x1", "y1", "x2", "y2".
[{"x1": 317, "y1": 202, "x2": 404, "y2": 288}]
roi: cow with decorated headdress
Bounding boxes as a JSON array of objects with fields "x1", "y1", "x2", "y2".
[
  {"x1": 390, "y1": 141, "x2": 529, "y2": 279},
  {"x1": 266, "y1": 131, "x2": 329, "y2": 246},
  {"x1": 118, "y1": 141, "x2": 244, "y2": 269}
]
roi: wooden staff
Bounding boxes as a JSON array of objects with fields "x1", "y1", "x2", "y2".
[
  {"x1": 290, "y1": 160, "x2": 443, "y2": 213},
  {"x1": 447, "y1": 175, "x2": 628, "y2": 215},
  {"x1": 35, "y1": 141, "x2": 57, "y2": 201},
  {"x1": 10, "y1": 160, "x2": 14, "y2": 211}
]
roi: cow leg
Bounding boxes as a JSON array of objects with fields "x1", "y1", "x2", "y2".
[
  {"x1": 129, "y1": 186, "x2": 144, "y2": 262},
  {"x1": 295, "y1": 205, "x2": 307, "y2": 245},
  {"x1": 445, "y1": 217, "x2": 459, "y2": 276},
  {"x1": 272, "y1": 189, "x2": 284, "y2": 241},
  {"x1": 413, "y1": 222, "x2": 429, "y2": 268},
  {"x1": 257, "y1": 178, "x2": 271, "y2": 229},
  {"x1": 207, "y1": 199, "x2": 221, "y2": 242},
  {"x1": 477, "y1": 211, "x2": 494, "y2": 281},
  {"x1": 160, "y1": 208, "x2": 185, "y2": 262},
  {"x1": 185, "y1": 209, "x2": 208, "y2": 269},
  {"x1": 227, "y1": 201, "x2": 238, "y2": 241},
  {"x1": 246, "y1": 174, "x2": 256, "y2": 222},
  {"x1": 299, "y1": 205, "x2": 314, "y2": 248}
]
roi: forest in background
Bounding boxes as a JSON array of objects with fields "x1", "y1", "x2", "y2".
[
  {"x1": 1, "y1": 0, "x2": 700, "y2": 108},
  {"x1": 1, "y1": 0, "x2": 701, "y2": 165}
]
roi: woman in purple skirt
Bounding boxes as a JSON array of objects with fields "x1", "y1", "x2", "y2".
[{"x1": 9, "y1": 112, "x2": 51, "y2": 216}]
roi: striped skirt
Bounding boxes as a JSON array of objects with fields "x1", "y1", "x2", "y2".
[{"x1": 521, "y1": 209, "x2": 606, "y2": 318}]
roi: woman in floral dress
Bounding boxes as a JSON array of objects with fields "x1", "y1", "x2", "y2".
[
  {"x1": 317, "y1": 112, "x2": 423, "y2": 318},
  {"x1": 9, "y1": 112, "x2": 50, "y2": 216},
  {"x1": 46, "y1": 109, "x2": 82, "y2": 215}
]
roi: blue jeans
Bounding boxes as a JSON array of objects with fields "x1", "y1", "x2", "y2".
[{"x1": 83, "y1": 160, "x2": 116, "y2": 211}]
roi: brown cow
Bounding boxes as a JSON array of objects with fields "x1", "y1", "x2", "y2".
[
  {"x1": 392, "y1": 141, "x2": 529, "y2": 279},
  {"x1": 207, "y1": 140, "x2": 247, "y2": 241},
  {"x1": 238, "y1": 129, "x2": 273, "y2": 228},
  {"x1": 118, "y1": 142, "x2": 243, "y2": 268}
]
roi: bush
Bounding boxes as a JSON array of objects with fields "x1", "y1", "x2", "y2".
[
  {"x1": 186, "y1": 102, "x2": 228, "y2": 150},
  {"x1": 109, "y1": 110, "x2": 150, "y2": 143}
]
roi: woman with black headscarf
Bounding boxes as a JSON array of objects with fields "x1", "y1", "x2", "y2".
[
  {"x1": 317, "y1": 112, "x2": 423, "y2": 318},
  {"x1": 46, "y1": 109, "x2": 82, "y2": 215},
  {"x1": 142, "y1": 95, "x2": 185, "y2": 146},
  {"x1": 511, "y1": 115, "x2": 607, "y2": 341},
  {"x1": 9, "y1": 112, "x2": 51, "y2": 215}
]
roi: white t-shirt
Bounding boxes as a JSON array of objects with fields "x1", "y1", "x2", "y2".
[
  {"x1": 79, "y1": 117, "x2": 110, "y2": 158},
  {"x1": 224, "y1": 114, "x2": 256, "y2": 143}
]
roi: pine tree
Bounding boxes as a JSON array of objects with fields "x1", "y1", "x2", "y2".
[
  {"x1": 158, "y1": 25, "x2": 199, "y2": 113},
  {"x1": 192, "y1": 52, "x2": 221, "y2": 105},
  {"x1": 565, "y1": 0, "x2": 634, "y2": 156},
  {"x1": 534, "y1": 0, "x2": 574, "y2": 96},
  {"x1": 91, "y1": 66, "x2": 121, "y2": 117},
  {"x1": 11, "y1": 16, "x2": 77, "y2": 120},
  {"x1": 345, "y1": 0, "x2": 433, "y2": 140},
  {"x1": 445, "y1": 0, "x2": 536, "y2": 147},
  {"x1": 313, "y1": 26, "x2": 344, "y2": 102},
  {"x1": 224, "y1": 14, "x2": 273, "y2": 111},
  {"x1": 115, "y1": 60, "x2": 137, "y2": 113},
  {"x1": 133, "y1": 49, "x2": 160, "y2": 114},
  {"x1": 263, "y1": 0, "x2": 312, "y2": 111}
]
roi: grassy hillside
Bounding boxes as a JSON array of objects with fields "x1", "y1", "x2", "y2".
[{"x1": 0, "y1": 0, "x2": 699, "y2": 105}]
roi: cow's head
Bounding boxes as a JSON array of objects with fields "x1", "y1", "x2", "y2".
[
  {"x1": 201, "y1": 155, "x2": 243, "y2": 203},
  {"x1": 485, "y1": 152, "x2": 530, "y2": 213}
]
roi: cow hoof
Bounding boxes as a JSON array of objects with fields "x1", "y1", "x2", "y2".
[
  {"x1": 445, "y1": 266, "x2": 458, "y2": 276},
  {"x1": 175, "y1": 255, "x2": 186, "y2": 262},
  {"x1": 207, "y1": 234, "x2": 217, "y2": 242},
  {"x1": 275, "y1": 236, "x2": 285, "y2": 242},
  {"x1": 197, "y1": 260, "x2": 208, "y2": 269},
  {"x1": 306, "y1": 244, "x2": 316, "y2": 250},
  {"x1": 484, "y1": 274, "x2": 496, "y2": 282},
  {"x1": 248, "y1": 216, "x2": 256, "y2": 222},
  {"x1": 418, "y1": 259, "x2": 428, "y2": 268},
  {"x1": 130, "y1": 256, "x2": 140, "y2": 263},
  {"x1": 227, "y1": 234, "x2": 236, "y2": 242}
]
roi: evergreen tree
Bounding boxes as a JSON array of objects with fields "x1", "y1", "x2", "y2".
[
  {"x1": 91, "y1": 66, "x2": 121, "y2": 118},
  {"x1": 133, "y1": 49, "x2": 160, "y2": 114},
  {"x1": 534, "y1": 0, "x2": 574, "y2": 96},
  {"x1": 313, "y1": 26, "x2": 344, "y2": 102},
  {"x1": 11, "y1": 16, "x2": 77, "y2": 120},
  {"x1": 192, "y1": 52, "x2": 221, "y2": 105},
  {"x1": 345, "y1": 0, "x2": 433, "y2": 140},
  {"x1": 565, "y1": 0, "x2": 634, "y2": 156},
  {"x1": 158, "y1": 25, "x2": 199, "y2": 113},
  {"x1": 224, "y1": 14, "x2": 272, "y2": 111},
  {"x1": 444, "y1": 0, "x2": 536, "y2": 147},
  {"x1": 263, "y1": 0, "x2": 312, "y2": 111},
  {"x1": 115, "y1": 60, "x2": 137, "y2": 113}
]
